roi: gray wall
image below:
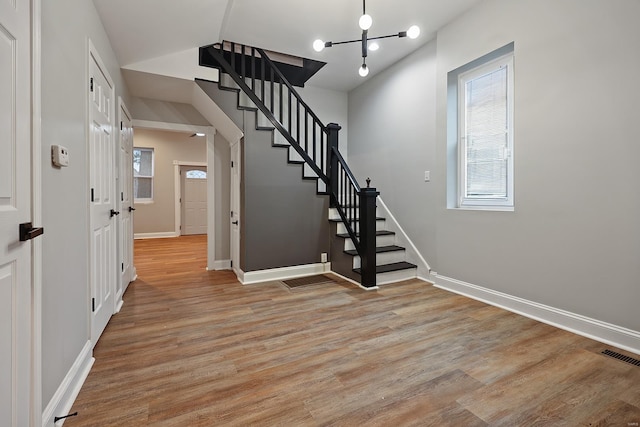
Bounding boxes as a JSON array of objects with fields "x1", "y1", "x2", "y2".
[
  {"x1": 132, "y1": 129, "x2": 206, "y2": 235},
  {"x1": 41, "y1": 0, "x2": 130, "y2": 408},
  {"x1": 197, "y1": 80, "x2": 330, "y2": 271},
  {"x1": 348, "y1": 0, "x2": 640, "y2": 333}
]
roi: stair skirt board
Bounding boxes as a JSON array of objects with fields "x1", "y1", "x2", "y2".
[{"x1": 237, "y1": 263, "x2": 332, "y2": 285}]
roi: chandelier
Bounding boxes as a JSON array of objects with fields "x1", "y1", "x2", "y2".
[{"x1": 313, "y1": 0, "x2": 420, "y2": 77}]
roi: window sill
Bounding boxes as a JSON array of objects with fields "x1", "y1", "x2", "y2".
[
  {"x1": 451, "y1": 205, "x2": 514, "y2": 212},
  {"x1": 134, "y1": 200, "x2": 154, "y2": 205}
]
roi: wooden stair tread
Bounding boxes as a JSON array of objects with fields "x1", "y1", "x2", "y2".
[
  {"x1": 344, "y1": 245, "x2": 405, "y2": 256},
  {"x1": 329, "y1": 217, "x2": 384, "y2": 222},
  {"x1": 354, "y1": 261, "x2": 417, "y2": 275}
]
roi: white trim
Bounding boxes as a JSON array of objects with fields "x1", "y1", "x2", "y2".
[
  {"x1": 209, "y1": 260, "x2": 232, "y2": 270},
  {"x1": 41, "y1": 341, "x2": 94, "y2": 427},
  {"x1": 132, "y1": 119, "x2": 210, "y2": 135},
  {"x1": 239, "y1": 263, "x2": 332, "y2": 285},
  {"x1": 329, "y1": 270, "x2": 379, "y2": 291},
  {"x1": 134, "y1": 232, "x2": 179, "y2": 240},
  {"x1": 205, "y1": 131, "x2": 216, "y2": 270},
  {"x1": 376, "y1": 196, "x2": 431, "y2": 278},
  {"x1": 432, "y1": 273, "x2": 640, "y2": 355},
  {"x1": 31, "y1": 0, "x2": 43, "y2": 423}
]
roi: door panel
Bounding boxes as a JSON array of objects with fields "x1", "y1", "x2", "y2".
[
  {"x1": 0, "y1": 0, "x2": 32, "y2": 424},
  {"x1": 118, "y1": 101, "x2": 133, "y2": 300},
  {"x1": 89, "y1": 50, "x2": 116, "y2": 344},
  {"x1": 181, "y1": 167, "x2": 207, "y2": 235},
  {"x1": 230, "y1": 142, "x2": 240, "y2": 272}
]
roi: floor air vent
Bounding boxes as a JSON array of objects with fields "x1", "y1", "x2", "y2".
[
  {"x1": 282, "y1": 274, "x2": 336, "y2": 289},
  {"x1": 601, "y1": 349, "x2": 640, "y2": 367}
]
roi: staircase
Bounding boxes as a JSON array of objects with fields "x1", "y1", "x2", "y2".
[{"x1": 199, "y1": 41, "x2": 416, "y2": 288}]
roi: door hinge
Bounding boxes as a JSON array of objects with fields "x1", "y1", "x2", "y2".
[
  {"x1": 120, "y1": 121, "x2": 123, "y2": 131},
  {"x1": 230, "y1": 210, "x2": 233, "y2": 218},
  {"x1": 91, "y1": 298, "x2": 95, "y2": 312},
  {"x1": 121, "y1": 192, "x2": 124, "y2": 201},
  {"x1": 231, "y1": 161, "x2": 234, "y2": 168},
  {"x1": 91, "y1": 188, "x2": 94, "y2": 202},
  {"x1": 230, "y1": 260, "x2": 233, "y2": 267},
  {"x1": 90, "y1": 77, "x2": 94, "y2": 92},
  {"x1": 179, "y1": 198, "x2": 181, "y2": 203},
  {"x1": 122, "y1": 262, "x2": 124, "y2": 272}
]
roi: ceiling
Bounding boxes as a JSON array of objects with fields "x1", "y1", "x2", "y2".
[{"x1": 93, "y1": 0, "x2": 482, "y2": 93}]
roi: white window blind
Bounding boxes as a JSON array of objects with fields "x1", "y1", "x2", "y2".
[{"x1": 459, "y1": 53, "x2": 513, "y2": 208}]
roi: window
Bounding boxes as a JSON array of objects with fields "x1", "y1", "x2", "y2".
[
  {"x1": 133, "y1": 147, "x2": 154, "y2": 201},
  {"x1": 185, "y1": 170, "x2": 206, "y2": 179},
  {"x1": 448, "y1": 44, "x2": 514, "y2": 210}
]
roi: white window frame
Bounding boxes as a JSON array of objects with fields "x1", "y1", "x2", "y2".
[
  {"x1": 457, "y1": 53, "x2": 514, "y2": 210},
  {"x1": 133, "y1": 147, "x2": 154, "y2": 202}
]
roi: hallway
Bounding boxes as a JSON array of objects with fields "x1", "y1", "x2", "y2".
[{"x1": 65, "y1": 236, "x2": 640, "y2": 426}]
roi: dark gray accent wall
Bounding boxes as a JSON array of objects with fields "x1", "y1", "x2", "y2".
[{"x1": 198, "y1": 80, "x2": 329, "y2": 272}]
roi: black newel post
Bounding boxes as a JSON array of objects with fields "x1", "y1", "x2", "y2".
[
  {"x1": 326, "y1": 123, "x2": 341, "y2": 207},
  {"x1": 359, "y1": 182, "x2": 378, "y2": 288}
]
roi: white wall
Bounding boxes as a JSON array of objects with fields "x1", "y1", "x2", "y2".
[
  {"x1": 348, "y1": 0, "x2": 640, "y2": 344},
  {"x1": 299, "y1": 84, "x2": 349, "y2": 154},
  {"x1": 41, "y1": 0, "x2": 130, "y2": 411}
]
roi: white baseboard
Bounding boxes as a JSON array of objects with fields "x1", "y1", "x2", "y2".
[
  {"x1": 133, "y1": 232, "x2": 179, "y2": 240},
  {"x1": 432, "y1": 273, "x2": 640, "y2": 355},
  {"x1": 239, "y1": 262, "x2": 332, "y2": 285},
  {"x1": 42, "y1": 341, "x2": 94, "y2": 426},
  {"x1": 208, "y1": 259, "x2": 231, "y2": 270}
]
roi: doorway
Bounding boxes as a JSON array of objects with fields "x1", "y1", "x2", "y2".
[{"x1": 180, "y1": 166, "x2": 208, "y2": 235}]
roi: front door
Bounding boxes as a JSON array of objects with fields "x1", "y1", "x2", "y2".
[
  {"x1": 89, "y1": 47, "x2": 116, "y2": 344},
  {"x1": 181, "y1": 166, "x2": 207, "y2": 235},
  {"x1": 0, "y1": 0, "x2": 34, "y2": 424}
]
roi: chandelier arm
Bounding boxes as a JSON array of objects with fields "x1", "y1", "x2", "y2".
[{"x1": 367, "y1": 33, "x2": 406, "y2": 41}]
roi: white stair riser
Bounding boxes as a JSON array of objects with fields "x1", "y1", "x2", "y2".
[
  {"x1": 336, "y1": 220, "x2": 385, "y2": 234},
  {"x1": 343, "y1": 233, "x2": 395, "y2": 251},
  {"x1": 376, "y1": 267, "x2": 417, "y2": 286},
  {"x1": 352, "y1": 250, "x2": 406, "y2": 269}
]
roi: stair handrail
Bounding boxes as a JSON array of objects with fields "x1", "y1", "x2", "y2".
[{"x1": 206, "y1": 42, "x2": 328, "y2": 183}]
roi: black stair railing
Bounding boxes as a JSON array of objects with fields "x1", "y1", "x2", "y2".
[{"x1": 204, "y1": 41, "x2": 377, "y2": 288}]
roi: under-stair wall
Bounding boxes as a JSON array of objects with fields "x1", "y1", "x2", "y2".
[{"x1": 197, "y1": 79, "x2": 330, "y2": 272}]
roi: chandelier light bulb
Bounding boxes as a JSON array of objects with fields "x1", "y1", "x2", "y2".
[
  {"x1": 359, "y1": 14, "x2": 373, "y2": 30},
  {"x1": 407, "y1": 25, "x2": 420, "y2": 39},
  {"x1": 368, "y1": 42, "x2": 379, "y2": 52},
  {"x1": 359, "y1": 63, "x2": 369, "y2": 77},
  {"x1": 313, "y1": 39, "x2": 325, "y2": 52}
]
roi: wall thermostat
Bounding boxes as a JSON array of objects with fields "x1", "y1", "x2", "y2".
[{"x1": 51, "y1": 145, "x2": 69, "y2": 167}]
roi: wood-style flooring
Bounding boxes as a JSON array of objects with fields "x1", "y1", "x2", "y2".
[{"x1": 66, "y1": 235, "x2": 640, "y2": 426}]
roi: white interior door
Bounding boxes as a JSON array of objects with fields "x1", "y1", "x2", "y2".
[
  {"x1": 181, "y1": 166, "x2": 207, "y2": 235},
  {"x1": 118, "y1": 100, "x2": 133, "y2": 303},
  {"x1": 89, "y1": 47, "x2": 116, "y2": 344},
  {"x1": 230, "y1": 141, "x2": 240, "y2": 273},
  {"x1": 0, "y1": 0, "x2": 33, "y2": 424}
]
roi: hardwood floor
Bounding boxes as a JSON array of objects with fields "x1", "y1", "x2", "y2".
[{"x1": 66, "y1": 235, "x2": 640, "y2": 426}]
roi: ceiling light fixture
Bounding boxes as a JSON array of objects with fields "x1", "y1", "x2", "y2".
[{"x1": 313, "y1": 0, "x2": 420, "y2": 77}]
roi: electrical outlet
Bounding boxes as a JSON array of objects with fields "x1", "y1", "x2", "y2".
[{"x1": 321, "y1": 253, "x2": 328, "y2": 263}]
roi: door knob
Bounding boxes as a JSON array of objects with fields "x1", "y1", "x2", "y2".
[
  {"x1": 128, "y1": 206, "x2": 136, "y2": 212},
  {"x1": 110, "y1": 209, "x2": 120, "y2": 218},
  {"x1": 232, "y1": 221, "x2": 238, "y2": 225},
  {"x1": 19, "y1": 222, "x2": 44, "y2": 241}
]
